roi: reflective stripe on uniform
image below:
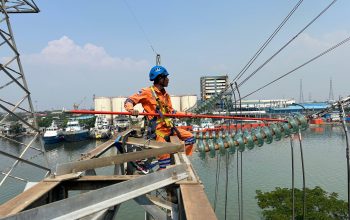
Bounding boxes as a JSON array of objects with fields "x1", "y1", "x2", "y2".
[
  {"x1": 155, "y1": 130, "x2": 167, "y2": 139},
  {"x1": 184, "y1": 136, "x2": 196, "y2": 145},
  {"x1": 158, "y1": 157, "x2": 171, "y2": 168},
  {"x1": 150, "y1": 86, "x2": 173, "y2": 128}
]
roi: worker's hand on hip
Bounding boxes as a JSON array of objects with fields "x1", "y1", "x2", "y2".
[{"x1": 131, "y1": 109, "x2": 139, "y2": 117}]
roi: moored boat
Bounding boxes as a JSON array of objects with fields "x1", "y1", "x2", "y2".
[
  {"x1": 114, "y1": 116, "x2": 130, "y2": 132},
  {"x1": 90, "y1": 116, "x2": 111, "y2": 139},
  {"x1": 63, "y1": 119, "x2": 89, "y2": 142},
  {"x1": 42, "y1": 121, "x2": 64, "y2": 144}
]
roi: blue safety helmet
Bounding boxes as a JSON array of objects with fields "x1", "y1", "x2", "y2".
[{"x1": 149, "y1": 66, "x2": 169, "y2": 81}]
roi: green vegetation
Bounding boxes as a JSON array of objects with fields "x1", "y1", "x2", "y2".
[
  {"x1": 11, "y1": 122, "x2": 24, "y2": 134},
  {"x1": 79, "y1": 116, "x2": 96, "y2": 129},
  {"x1": 37, "y1": 116, "x2": 53, "y2": 127},
  {"x1": 256, "y1": 186, "x2": 348, "y2": 220}
]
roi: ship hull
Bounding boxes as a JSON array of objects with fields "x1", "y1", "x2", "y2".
[
  {"x1": 64, "y1": 130, "x2": 90, "y2": 142},
  {"x1": 43, "y1": 135, "x2": 64, "y2": 144},
  {"x1": 90, "y1": 129, "x2": 111, "y2": 139}
]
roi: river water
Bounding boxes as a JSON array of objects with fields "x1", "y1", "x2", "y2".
[{"x1": 0, "y1": 125, "x2": 348, "y2": 219}]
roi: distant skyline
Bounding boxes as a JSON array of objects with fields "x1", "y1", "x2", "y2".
[{"x1": 4, "y1": 0, "x2": 350, "y2": 110}]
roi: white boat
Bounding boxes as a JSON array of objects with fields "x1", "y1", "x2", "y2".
[
  {"x1": 1, "y1": 122, "x2": 24, "y2": 138},
  {"x1": 42, "y1": 121, "x2": 64, "y2": 144},
  {"x1": 90, "y1": 116, "x2": 111, "y2": 139},
  {"x1": 200, "y1": 119, "x2": 215, "y2": 130},
  {"x1": 114, "y1": 117, "x2": 130, "y2": 132},
  {"x1": 174, "y1": 120, "x2": 187, "y2": 127},
  {"x1": 63, "y1": 119, "x2": 89, "y2": 142},
  {"x1": 191, "y1": 119, "x2": 215, "y2": 132}
]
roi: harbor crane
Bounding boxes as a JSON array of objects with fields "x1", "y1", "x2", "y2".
[{"x1": 73, "y1": 96, "x2": 87, "y2": 110}]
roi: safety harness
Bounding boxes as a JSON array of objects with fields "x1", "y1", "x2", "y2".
[{"x1": 149, "y1": 86, "x2": 181, "y2": 141}]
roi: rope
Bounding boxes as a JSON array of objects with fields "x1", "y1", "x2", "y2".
[
  {"x1": 224, "y1": 99, "x2": 231, "y2": 220},
  {"x1": 290, "y1": 136, "x2": 295, "y2": 220},
  {"x1": 338, "y1": 102, "x2": 350, "y2": 219},
  {"x1": 224, "y1": 153, "x2": 229, "y2": 220},
  {"x1": 238, "y1": 35, "x2": 350, "y2": 101},
  {"x1": 230, "y1": 84, "x2": 241, "y2": 219},
  {"x1": 236, "y1": 152, "x2": 241, "y2": 220},
  {"x1": 240, "y1": 151, "x2": 244, "y2": 219},
  {"x1": 235, "y1": 82, "x2": 243, "y2": 128},
  {"x1": 122, "y1": 0, "x2": 158, "y2": 55},
  {"x1": 297, "y1": 129, "x2": 306, "y2": 219},
  {"x1": 233, "y1": 0, "x2": 304, "y2": 82},
  {"x1": 213, "y1": 153, "x2": 221, "y2": 212}
]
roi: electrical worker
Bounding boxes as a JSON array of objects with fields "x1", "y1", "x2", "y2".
[{"x1": 124, "y1": 65, "x2": 195, "y2": 169}]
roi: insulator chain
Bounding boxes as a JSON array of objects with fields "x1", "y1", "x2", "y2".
[
  {"x1": 193, "y1": 93, "x2": 223, "y2": 114},
  {"x1": 194, "y1": 114, "x2": 308, "y2": 159}
]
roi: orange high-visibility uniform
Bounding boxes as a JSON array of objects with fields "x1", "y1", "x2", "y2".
[{"x1": 124, "y1": 86, "x2": 194, "y2": 168}]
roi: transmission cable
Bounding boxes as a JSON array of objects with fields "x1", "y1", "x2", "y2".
[
  {"x1": 235, "y1": 83, "x2": 244, "y2": 219},
  {"x1": 235, "y1": 82, "x2": 243, "y2": 128},
  {"x1": 122, "y1": 0, "x2": 158, "y2": 55},
  {"x1": 237, "y1": 35, "x2": 350, "y2": 101},
  {"x1": 230, "y1": 83, "x2": 239, "y2": 130},
  {"x1": 233, "y1": 0, "x2": 304, "y2": 82},
  {"x1": 238, "y1": 0, "x2": 338, "y2": 88},
  {"x1": 199, "y1": 0, "x2": 335, "y2": 112}
]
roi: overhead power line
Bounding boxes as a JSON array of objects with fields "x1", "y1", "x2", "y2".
[
  {"x1": 239, "y1": 34, "x2": 350, "y2": 101},
  {"x1": 237, "y1": 0, "x2": 338, "y2": 89},
  {"x1": 233, "y1": 0, "x2": 304, "y2": 83}
]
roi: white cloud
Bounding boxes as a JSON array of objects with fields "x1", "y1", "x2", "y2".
[
  {"x1": 24, "y1": 36, "x2": 149, "y2": 71},
  {"x1": 19, "y1": 36, "x2": 153, "y2": 110},
  {"x1": 294, "y1": 31, "x2": 350, "y2": 50}
]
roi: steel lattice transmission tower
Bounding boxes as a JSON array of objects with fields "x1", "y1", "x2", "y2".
[
  {"x1": 328, "y1": 77, "x2": 334, "y2": 102},
  {"x1": 299, "y1": 79, "x2": 304, "y2": 103},
  {"x1": 0, "y1": 0, "x2": 50, "y2": 201}
]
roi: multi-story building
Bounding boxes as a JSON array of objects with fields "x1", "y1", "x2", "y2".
[{"x1": 200, "y1": 75, "x2": 228, "y2": 100}]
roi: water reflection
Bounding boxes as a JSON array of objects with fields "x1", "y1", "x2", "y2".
[{"x1": 0, "y1": 125, "x2": 349, "y2": 219}]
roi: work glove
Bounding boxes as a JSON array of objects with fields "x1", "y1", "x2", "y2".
[{"x1": 131, "y1": 109, "x2": 139, "y2": 117}]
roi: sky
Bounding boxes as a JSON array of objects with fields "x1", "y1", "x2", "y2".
[{"x1": 4, "y1": 0, "x2": 350, "y2": 110}]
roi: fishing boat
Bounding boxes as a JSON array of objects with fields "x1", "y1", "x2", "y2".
[
  {"x1": 42, "y1": 121, "x2": 64, "y2": 144},
  {"x1": 63, "y1": 119, "x2": 89, "y2": 142},
  {"x1": 114, "y1": 116, "x2": 130, "y2": 132},
  {"x1": 0, "y1": 122, "x2": 25, "y2": 138},
  {"x1": 90, "y1": 116, "x2": 111, "y2": 139}
]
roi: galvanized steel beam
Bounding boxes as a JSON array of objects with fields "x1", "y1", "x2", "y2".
[
  {"x1": 56, "y1": 142, "x2": 183, "y2": 175},
  {"x1": 1, "y1": 165, "x2": 188, "y2": 220},
  {"x1": 134, "y1": 195, "x2": 168, "y2": 220},
  {"x1": 0, "y1": 150, "x2": 50, "y2": 172}
]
